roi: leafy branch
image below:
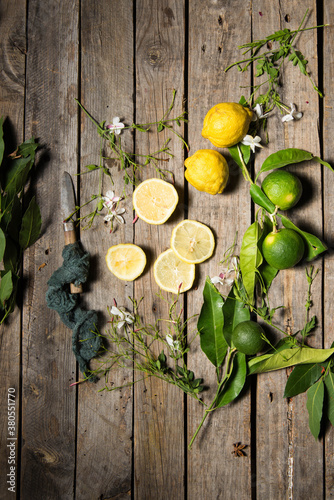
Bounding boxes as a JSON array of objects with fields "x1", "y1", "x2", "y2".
[
  {"x1": 87, "y1": 292, "x2": 204, "y2": 401},
  {"x1": 0, "y1": 118, "x2": 42, "y2": 323},
  {"x1": 73, "y1": 90, "x2": 188, "y2": 230},
  {"x1": 225, "y1": 9, "x2": 328, "y2": 113}
]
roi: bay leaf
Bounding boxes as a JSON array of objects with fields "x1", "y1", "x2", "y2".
[
  {"x1": 0, "y1": 270, "x2": 13, "y2": 305},
  {"x1": 19, "y1": 196, "x2": 42, "y2": 249}
]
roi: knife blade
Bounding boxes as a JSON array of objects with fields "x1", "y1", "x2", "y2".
[{"x1": 61, "y1": 171, "x2": 82, "y2": 294}]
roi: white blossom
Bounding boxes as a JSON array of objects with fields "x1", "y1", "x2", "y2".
[
  {"x1": 102, "y1": 190, "x2": 122, "y2": 209},
  {"x1": 110, "y1": 306, "x2": 134, "y2": 329},
  {"x1": 241, "y1": 134, "x2": 263, "y2": 153},
  {"x1": 211, "y1": 257, "x2": 239, "y2": 287},
  {"x1": 107, "y1": 117, "x2": 125, "y2": 135},
  {"x1": 104, "y1": 207, "x2": 126, "y2": 224},
  {"x1": 252, "y1": 103, "x2": 271, "y2": 121},
  {"x1": 282, "y1": 103, "x2": 303, "y2": 123},
  {"x1": 166, "y1": 334, "x2": 181, "y2": 352}
]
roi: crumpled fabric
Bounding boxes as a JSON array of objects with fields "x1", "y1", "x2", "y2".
[{"x1": 46, "y1": 242, "x2": 101, "y2": 381}]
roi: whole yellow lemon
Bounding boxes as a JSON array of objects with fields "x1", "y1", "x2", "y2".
[
  {"x1": 184, "y1": 149, "x2": 229, "y2": 195},
  {"x1": 202, "y1": 102, "x2": 253, "y2": 148}
]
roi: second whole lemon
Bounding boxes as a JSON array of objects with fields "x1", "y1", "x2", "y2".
[
  {"x1": 202, "y1": 102, "x2": 253, "y2": 148},
  {"x1": 184, "y1": 149, "x2": 229, "y2": 195}
]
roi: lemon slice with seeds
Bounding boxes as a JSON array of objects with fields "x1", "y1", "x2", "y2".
[
  {"x1": 105, "y1": 244, "x2": 146, "y2": 281},
  {"x1": 170, "y1": 219, "x2": 215, "y2": 264},
  {"x1": 133, "y1": 178, "x2": 178, "y2": 224},
  {"x1": 153, "y1": 249, "x2": 195, "y2": 293}
]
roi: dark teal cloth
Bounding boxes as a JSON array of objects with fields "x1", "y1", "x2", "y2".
[{"x1": 46, "y1": 242, "x2": 101, "y2": 381}]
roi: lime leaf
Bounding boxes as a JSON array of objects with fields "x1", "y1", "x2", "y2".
[
  {"x1": 313, "y1": 156, "x2": 334, "y2": 172},
  {"x1": 256, "y1": 148, "x2": 313, "y2": 179},
  {"x1": 19, "y1": 196, "x2": 42, "y2": 249},
  {"x1": 198, "y1": 277, "x2": 228, "y2": 368},
  {"x1": 248, "y1": 347, "x2": 334, "y2": 374},
  {"x1": 324, "y1": 371, "x2": 334, "y2": 426},
  {"x1": 284, "y1": 363, "x2": 323, "y2": 398},
  {"x1": 216, "y1": 352, "x2": 247, "y2": 408},
  {"x1": 278, "y1": 214, "x2": 327, "y2": 261},
  {"x1": 228, "y1": 143, "x2": 251, "y2": 168},
  {"x1": 249, "y1": 184, "x2": 276, "y2": 213},
  {"x1": 239, "y1": 221, "x2": 263, "y2": 304},
  {"x1": 222, "y1": 287, "x2": 250, "y2": 346},
  {"x1": 306, "y1": 378, "x2": 324, "y2": 440}
]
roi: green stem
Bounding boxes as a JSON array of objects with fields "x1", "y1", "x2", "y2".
[{"x1": 188, "y1": 349, "x2": 236, "y2": 450}]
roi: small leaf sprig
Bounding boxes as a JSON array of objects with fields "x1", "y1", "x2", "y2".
[
  {"x1": 225, "y1": 9, "x2": 328, "y2": 121},
  {"x1": 72, "y1": 90, "x2": 188, "y2": 230},
  {"x1": 87, "y1": 290, "x2": 205, "y2": 401}
]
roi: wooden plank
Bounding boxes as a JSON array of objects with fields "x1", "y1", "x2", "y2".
[
  {"x1": 76, "y1": 0, "x2": 134, "y2": 498},
  {"x1": 20, "y1": 1, "x2": 79, "y2": 498},
  {"x1": 187, "y1": 2, "x2": 253, "y2": 498},
  {"x1": 0, "y1": 1, "x2": 26, "y2": 498},
  {"x1": 133, "y1": 1, "x2": 186, "y2": 498},
  {"x1": 323, "y1": 1, "x2": 334, "y2": 497},
  {"x1": 253, "y1": 2, "x2": 323, "y2": 498}
]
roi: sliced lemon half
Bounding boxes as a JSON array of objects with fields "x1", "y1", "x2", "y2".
[
  {"x1": 133, "y1": 178, "x2": 178, "y2": 224},
  {"x1": 153, "y1": 249, "x2": 195, "y2": 293},
  {"x1": 105, "y1": 244, "x2": 146, "y2": 281},
  {"x1": 170, "y1": 219, "x2": 215, "y2": 264}
]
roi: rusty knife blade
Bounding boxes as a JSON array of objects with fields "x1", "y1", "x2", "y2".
[{"x1": 61, "y1": 171, "x2": 76, "y2": 230}]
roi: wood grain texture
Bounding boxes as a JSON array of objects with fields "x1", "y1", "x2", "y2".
[
  {"x1": 0, "y1": 1, "x2": 26, "y2": 499},
  {"x1": 253, "y1": 2, "x2": 323, "y2": 498},
  {"x1": 323, "y1": 2, "x2": 334, "y2": 498},
  {"x1": 187, "y1": 2, "x2": 252, "y2": 498},
  {"x1": 20, "y1": 0, "x2": 79, "y2": 498},
  {"x1": 134, "y1": 1, "x2": 186, "y2": 498},
  {"x1": 77, "y1": 1, "x2": 134, "y2": 498}
]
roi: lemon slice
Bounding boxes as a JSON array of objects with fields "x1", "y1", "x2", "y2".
[
  {"x1": 153, "y1": 249, "x2": 195, "y2": 293},
  {"x1": 133, "y1": 178, "x2": 178, "y2": 224},
  {"x1": 170, "y1": 219, "x2": 215, "y2": 264},
  {"x1": 105, "y1": 244, "x2": 146, "y2": 281}
]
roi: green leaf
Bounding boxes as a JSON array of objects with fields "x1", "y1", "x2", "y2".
[
  {"x1": 228, "y1": 143, "x2": 251, "y2": 168},
  {"x1": 216, "y1": 352, "x2": 247, "y2": 408},
  {"x1": 0, "y1": 227, "x2": 6, "y2": 262},
  {"x1": 248, "y1": 347, "x2": 334, "y2": 374},
  {"x1": 222, "y1": 287, "x2": 250, "y2": 346},
  {"x1": 306, "y1": 378, "x2": 324, "y2": 439},
  {"x1": 85, "y1": 164, "x2": 99, "y2": 171},
  {"x1": 313, "y1": 156, "x2": 334, "y2": 172},
  {"x1": 278, "y1": 214, "x2": 327, "y2": 261},
  {"x1": 157, "y1": 123, "x2": 164, "y2": 132},
  {"x1": 249, "y1": 184, "x2": 276, "y2": 213},
  {"x1": 284, "y1": 363, "x2": 323, "y2": 398},
  {"x1": 301, "y1": 315, "x2": 317, "y2": 339},
  {"x1": 0, "y1": 270, "x2": 13, "y2": 305},
  {"x1": 3, "y1": 237, "x2": 19, "y2": 274},
  {"x1": 0, "y1": 117, "x2": 4, "y2": 166},
  {"x1": 289, "y1": 49, "x2": 308, "y2": 75},
  {"x1": 19, "y1": 196, "x2": 42, "y2": 249},
  {"x1": 324, "y1": 371, "x2": 334, "y2": 426},
  {"x1": 239, "y1": 221, "x2": 263, "y2": 304},
  {"x1": 256, "y1": 148, "x2": 313, "y2": 179},
  {"x1": 198, "y1": 278, "x2": 228, "y2": 368}
]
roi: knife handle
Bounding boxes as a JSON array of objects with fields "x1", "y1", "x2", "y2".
[{"x1": 64, "y1": 229, "x2": 83, "y2": 294}]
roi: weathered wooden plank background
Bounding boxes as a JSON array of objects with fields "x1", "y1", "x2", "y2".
[{"x1": 0, "y1": 0, "x2": 332, "y2": 499}]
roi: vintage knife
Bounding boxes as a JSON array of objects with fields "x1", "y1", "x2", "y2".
[{"x1": 61, "y1": 171, "x2": 82, "y2": 294}]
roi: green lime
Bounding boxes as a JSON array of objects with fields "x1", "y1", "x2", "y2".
[
  {"x1": 262, "y1": 228, "x2": 304, "y2": 270},
  {"x1": 231, "y1": 320, "x2": 267, "y2": 355},
  {"x1": 261, "y1": 170, "x2": 302, "y2": 210}
]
